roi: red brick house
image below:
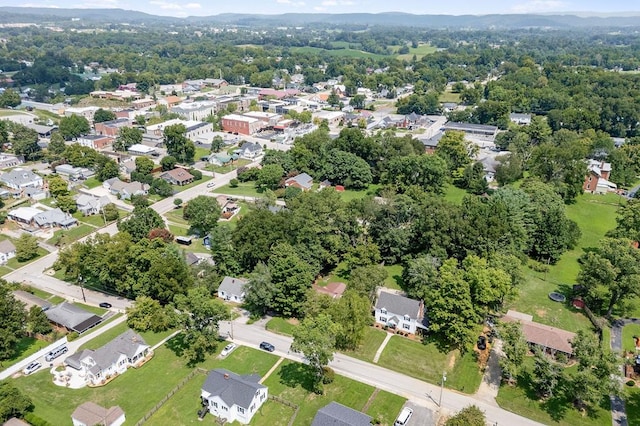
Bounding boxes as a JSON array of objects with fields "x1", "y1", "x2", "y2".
[{"x1": 583, "y1": 160, "x2": 616, "y2": 194}]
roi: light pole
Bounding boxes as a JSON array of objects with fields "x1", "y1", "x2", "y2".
[
  {"x1": 79, "y1": 275, "x2": 86, "y2": 303},
  {"x1": 439, "y1": 371, "x2": 447, "y2": 407}
]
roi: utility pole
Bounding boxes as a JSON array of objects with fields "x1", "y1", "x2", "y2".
[
  {"x1": 79, "y1": 275, "x2": 86, "y2": 303},
  {"x1": 439, "y1": 371, "x2": 447, "y2": 407}
]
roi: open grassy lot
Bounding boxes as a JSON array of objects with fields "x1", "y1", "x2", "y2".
[
  {"x1": 439, "y1": 86, "x2": 462, "y2": 103},
  {"x1": 378, "y1": 335, "x2": 482, "y2": 394},
  {"x1": 164, "y1": 207, "x2": 189, "y2": 226},
  {"x1": 72, "y1": 302, "x2": 107, "y2": 316},
  {"x1": 206, "y1": 159, "x2": 252, "y2": 174},
  {"x1": 396, "y1": 43, "x2": 438, "y2": 61},
  {"x1": 0, "y1": 109, "x2": 29, "y2": 117},
  {"x1": 342, "y1": 327, "x2": 388, "y2": 363},
  {"x1": 496, "y1": 359, "x2": 611, "y2": 426},
  {"x1": 507, "y1": 192, "x2": 620, "y2": 332},
  {"x1": 265, "y1": 317, "x2": 299, "y2": 337},
  {"x1": 214, "y1": 182, "x2": 263, "y2": 198},
  {"x1": 81, "y1": 177, "x2": 103, "y2": 189},
  {"x1": 1, "y1": 337, "x2": 49, "y2": 369},
  {"x1": 443, "y1": 184, "x2": 468, "y2": 205},
  {"x1": 173, "y1": 176, "x2": 213, "y2": 193},
  {"x1": 290, "y1": 46, "x2": 387, "y2": 59},
  {"x1": 338, "y1": 184, "x2": 381, "y2": 202},
  {"x1": 46, "y1": 224, "x2": 95, "y2": 246},
  {"x1": 263, "y1": 360, "x2": 405, "y2": 426},
  {"x1": 146, "y1": 346, "x2": 280, "y2": 425}
]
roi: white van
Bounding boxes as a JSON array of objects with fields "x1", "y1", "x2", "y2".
[
  {"x1": 394, "y1": 407, "x2": 413, "y2": 426},
  {"x1": 45, "y1": 345, "x2": 68, "y2": 362}
]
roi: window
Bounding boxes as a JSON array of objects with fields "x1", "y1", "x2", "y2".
[
  {"x1": 238, "y1": 407, "x2": 245, "y2": 414},
  {"x1": 403, "y1": 323, "x2": 411, "y2": 330},
  {"x1": 380, "y1": 308, "x2": 387, "y2": 315},
  {"x1": 260, "y1": 393, "x2": 265, "y2": 401},
  {"x1": 404, "y1": 315, "x2": 410, "y2": 321},
  {"x1": 213, "y1": 402, "x2": 218, "y2": 408},
  {"x1": 380, "y1": 317, "x2": 387, "y2": 323}
]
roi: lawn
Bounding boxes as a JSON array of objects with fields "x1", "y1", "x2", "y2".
[
  {"x1": 1, "y1": 336, "x2": 49, "y2": 369},
  {"x1": 0, "y1": 266, "x2": 12, "y2": 276},
  {"x1": 507, "y1": 191, "x2": 620, "y2": 333},
  {"x1": 13, "y1": 345, "x2": 196, "y2": 425},
  {"x1": 46, "y1": 224, "x2": 95, "y2": 246},
  {"x1": 77, "y1": 321, "x2": 177, "y2": 351},
  {"x1": 164, "y1": 208, "x2": 189, "y2": 226},
  {"x1": 496, "y1": 360, "x2": 611, "y2": 426},
  {"x1": 144, "y1": 346, "x2": 279, "y2": 426},
  {"x1": 206, "y1": 159, "x2": 252, "y2": 174},
  {"x1": 214, "y1": 182, "x2": 263, "y2": 198},
  {"x1": 5, "y1": 247, "x2": 48, "y2": 270},
  {"x1": 396, "y1": 43, "x2": 438, "y2": 60},
  {"x1": 265, "y1": 317, "x2": 299, "y2": 337},
  {"x1": 622, "y1": 324, "x2": 640, "y2": 352},
  {"x1": 383, "y1": 264, "x2": 404, "y2": 290},
  {"x1": 173, "y1": 176, "x2": 213, "y2": 193},
  {"x1": 341, "y1": 327, "x2": 388, "y2": 363},
  {"x1": 338, "y1": 184, "x2": 381, "y2": 202},
  {"x1": 82, "y1": 177, "x2": 103, "y2": 189},
  {"x1": 73, "y1": 211, "x2": 110, "y2": 228},
  {"x1": 290, "y1": 46, "x2": 387, "y2": 59},
  {"x1": 72, "y1": 302, "x2": 107, "y2": 316},
  {"x1": 625, "y1": 386, "x2": 640, "y2": 426},
  {"x1": 377, "y1": 335, "x2": 482, "y2": 394},
  {"x1": 443, "y1": 184, "x2": 468, "y2": 205},
  {"x1": 263, "y1": 360, "x2": 405, "y2": 426},
  {"x1": 167, "y1": 225, "x2": 209, "y2": 253}
]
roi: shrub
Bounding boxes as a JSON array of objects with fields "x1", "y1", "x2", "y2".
[
  {"x1": 229, "y1": 178, "x2": 239, "y2": 188},
  {"x1": 24, "y1": 413, "x2": 52, "y2": 426},
  {"x1": 627, "y1": 380, "x2": 636, "y2": 387},
  {"x1": 67, "y1": 332, "x2": 79, "y2": 341},
  {"x1": 322, "y1": 367, "x2": 335, "y2": 384},
  {"x1": 188, "y1": 168, "x2": 203, "y2": 180}
]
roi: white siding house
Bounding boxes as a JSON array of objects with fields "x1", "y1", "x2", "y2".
[
  {"x1": 201, "y1": 369, "x2": 267, "y2": 424},
  {"x1": 374, "y1": 292, "x2": 427, "y2": 335}
]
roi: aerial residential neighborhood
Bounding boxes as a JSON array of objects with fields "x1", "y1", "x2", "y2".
[{"x1": 0, "y1": 2, "x2": 639, "y2": 426}]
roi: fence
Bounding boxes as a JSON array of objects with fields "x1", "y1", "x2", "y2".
[
  {"x1": 268, "y1": 395, "x2": 299, "y2": 426},
  {"x1": 135, "y1": 367, "x2": 207, "y2": 426},
  {"x1": 582, "y1": 303, "x2": 604, "y2": 343}
]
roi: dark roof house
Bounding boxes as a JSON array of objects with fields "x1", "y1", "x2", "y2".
[
  {"x1": 202, "y1": 368, "x2": 266, "y2": 410},
  {"x1": 45, "y1": 302, "x2": 103, "y2": 333},
  {"x1": 311, "y1": 402, "x2": 372, "y2": 426}
]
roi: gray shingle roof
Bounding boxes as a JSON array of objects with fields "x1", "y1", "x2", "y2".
[
  {"x1": 286, "y1": 173, "x2": 313, "y2": 189},
  {"x1": 0, "y1": 239, "x2": 16, "y2": 254},
  {"x1": 45, "y1": 302, "x2": 102, "y2": 333},
  {"x1": 202, "y1": 369, "x2": 266, "y2": 409},
  {"x1": 311, "y1": 402, "x2": 372, "y2": 426},
  {"x1": 88, "y1": 329, "x2": 149, "y2": 371},
  {"x1": 0, "y1": 169, "x2": 41, "y2": 187},
  {"x1": 375, "y1": 292, "x2": 421, "y2": 320},
  {"x1": 218, "y1": 276, "x2": 248, "y2": 296}
]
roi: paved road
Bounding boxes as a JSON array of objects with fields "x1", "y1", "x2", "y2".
[
  {"x1": 219, "y1": 320, "x2": 545, "y2": 426},
  {"x1": 2, "y1": 165, "x2": 251, "y2": 309},
  {"x1": 610, "y1": 319, "x2": 639, "y2": 426}
]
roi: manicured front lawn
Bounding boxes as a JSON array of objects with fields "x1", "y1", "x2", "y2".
[
  {"x1": 172, "y1": 176, "x2": 213, "y2": 193},
  {"x1": 341, "y1": 327, "x2": 387, "y2": 363},
  {"x1": 338, "y1": 184, "x2": 381, "y2": 202},
  {"x1": 496, "y1": 360, "x2": 611, "y2": 426},
  {"x1": 73, "y1": 211, "x2": 111, "y2": 228},
  {"x1": 46, "y1": 224, "x2": 95, "y2": 246},
  {"x1": 364, "y1": 389, "x2": 407, "y2": 424},
  {"x1": 77, "y1": 322, "x2": 177, "y2": 351},
  {"x1": 145, "y1": 346, "x2": 279, "y2": 426},
  {"x1": 164, "y1": 208, "x2": 189, "y2": 226},
  {"x1": 377, "y1": 335, "x2": 482, "y2": 394},
  {"x1": 265, "y1": 317, "x2": 298, "y2": 337},
  {"x1": 71, "y1": 302, "x2": 107, "y2": 317},
  {"x1": 1, "y1": 337, "x2": 49, "y2": 369},
  {"x1": 13, "y1": 345, "x2": 195, "y2": 425},
  {"x1": 82, "y1": 177, "x2": 103, "y2": 189},
  {"x1": 214, "y1": 182, "x2": 263, "y2": 198}
]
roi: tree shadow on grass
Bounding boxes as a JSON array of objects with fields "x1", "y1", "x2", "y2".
[
  {"x1": 166, "y1": 332, "x2": 189, "y2": 358},
  {"x1": 277, "y1": 362, "x2": 317, "y2": 393},
  {"x1": 519, "y1": 370, "x2": 570, "y2": 422},
  {"x1": 624, "y1": 388, "x2": 640, "y2": 426}
]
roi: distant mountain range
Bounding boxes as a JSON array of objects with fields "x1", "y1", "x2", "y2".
[{"x1": 1, "y1": 7, "x2": 640, "y2": 29}]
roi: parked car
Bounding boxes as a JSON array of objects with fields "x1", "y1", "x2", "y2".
[
  {"x1": 207, "y1": 182, "x2": 216, "y2": 188},
  {"x1": 394, "y1": 407, "x2": 413, "y2": 426},
  {"x1": 477, "y1": 335, "x2": 487, "y2": 351},
  {"x1": 99, "y1": 302, "x2": 112, "y2": 309},
  {"x1": 220, "y1": 343, "x2": 237, "y2": 357},
  {"x1": 259, "y1": 342, "x2": 275, "y2": 352},
  {"x1": 23, "y1": 361, "x2": 42, "y2": 375}
]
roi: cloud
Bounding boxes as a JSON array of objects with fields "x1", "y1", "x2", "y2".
[
  {"x1": 511, "y1": 0, "x2": 567, "y2": 13},
  {"x1": 184, "y1": 3, "x2": 201, "y2": 9},
  {"x1": 148, "y1": 0, "x2": 182, "y2": 10},
  {"x1": 276, "y1": 0, "x2": 306, "y2": 6}
]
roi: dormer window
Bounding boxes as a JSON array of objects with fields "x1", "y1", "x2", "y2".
[
  {"x1": 381, "y1": 308, "x2": 387, "y2": 315},
  {"x1": 404, "y1": 315, "x2": 410, "y2": 321}
]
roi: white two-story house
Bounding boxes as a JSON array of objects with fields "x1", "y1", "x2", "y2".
[
  {"x1": 374, "y1": 291, "x2": 427, "y2": 335},
  {"x1": 201, "y1": 369, "x2": 268, "y2": 424}
]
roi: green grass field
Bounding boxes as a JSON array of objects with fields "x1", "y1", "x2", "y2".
[
  {"x1": 396, "y1": 43, "x2": 438, "y2": 61},
  {"x1": 1, "y1": 337, "x2": 49, "y2": 369},
  {"x1": 443, "y1": 184, "x2": 468, "y2": 205},
  {"x1": 290, "y1": 46, "x2": 387, "y2": 60},
  {"x1": 46, "y1": 224, "x2": 95, "y2": 246},
  {"x1": 622, "y1": 324, "x2": 640, "y2": 352},
  {"x1": 383, "y1": 264, "x2": 404, "y2": 290},
  {"x1": 378, "y1": 335, "x2": 482, "y2": 394},
  {"x1": 496, "y1": 359, "x2": 611, "y2": 426},
  {"x1": 82, "y1": 177, "x2": 103, "y2": 189},
  {"x1": 342, "y1": 327, "x2": 388, "y2": 363},
  {"x1": 625, "y1": 386, "x2": 640, "y2": 426},
  {"x1": 265, "y1": 317, "x2": 299, "y2": 337},
  {"x1": 214, "y1": 182, "x2": 263, "y2": 198},
  {"x1": 5, "y1": 247, "x2": 49, "y2": 270}
]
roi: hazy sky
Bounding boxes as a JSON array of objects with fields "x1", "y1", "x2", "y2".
[{"x1": 11, "y1": 0, "x2": 640, "y2": 17}]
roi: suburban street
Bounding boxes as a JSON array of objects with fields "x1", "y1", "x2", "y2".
[{"x1": 220, "y1": 319, "x2": 544, "y2": 426}]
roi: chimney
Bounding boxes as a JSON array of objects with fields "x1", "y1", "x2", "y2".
[{"x1": 224, "y1": 373, "x2": 229, "y2": 380}]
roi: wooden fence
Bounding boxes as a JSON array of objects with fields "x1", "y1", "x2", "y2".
[
  {"x1": 135, "y1": 367, "x2": 207, "y2": 426},
  {"x1": 268, "y1": 395, "x2": 299, "y2": 426}
]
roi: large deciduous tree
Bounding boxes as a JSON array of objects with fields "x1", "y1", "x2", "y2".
[
  {"x1": 93, "y1": 108, "x2": 117, "y2": 123},
  {"x1": 126, "y1": 295, "x2": 176, "y2": 332},
  {"x1": 291, "y1": 313, "x2": 341, "y2": 393},
  {"x1": 0, "y1": 381, "x2": 33, "y2": 423},
  {"x1": 175, "y1": 287, "x2": 230, "y2": 365},
  {"x1": 577, "y1": 237, "x2": 640, "y2": 316},
  {"x1": 117, "y1": 205, "x2": 165, "y2": 243},
  {"x1": 268, "y1": 242, "x2": 315, "y2": 317},
  {"x1": 330, "y1": 291, "x2": 372, "y2": 350},
  {"x1": 498, "y1": 321, "x2": 527, "y2": 385},
  {"x1": 15, "y1": 234, "x2": 39, "y2": 262},
  {"x1": 0, "y1": 282, "x2": 27, "y2": 361},
  {"x1": 183, "y1": 195, "x2": 221, "y2": 237},
  {"x1": 445, "y1": 405, "x2": 486, "y2": 426},
  {"x1": 59, "y1": 114, "x2": 90, "y2": 140},
  {"x1": 163, "y1": 124, "x2": 195, "y2": 164},
  {"x1": 114, "y1": 126, "x2": 143, "y2": 152}
]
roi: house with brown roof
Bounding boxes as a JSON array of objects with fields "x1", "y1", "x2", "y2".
[
  {"x1": 502, "y1": 310, "x2": 576, "y2": 357},
  {"x1": 160, "y1": 168, "x2": 194, "y2": 186},
  {"x1": 71, "y1": 402, "x2": 125, "y2": 426}
]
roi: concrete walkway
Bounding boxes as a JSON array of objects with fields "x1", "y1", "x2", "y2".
[
  {"x1": 151, "y1": 330, "x2": 182, "y2": 351},
  {"x1": 610, "y1": 319, "x2": 637, "y2": 426},
  {"x1": 373, "y1": 332, "x2": 393, "y2": 364},
  {"x1": 474, "y1": 339, "x2": 502, "y2": 406},
  {"x1": 260, "y1": 357, "x2": 285, "y2": 384}
]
